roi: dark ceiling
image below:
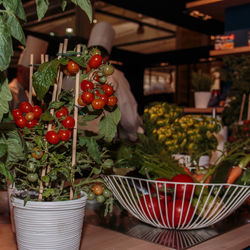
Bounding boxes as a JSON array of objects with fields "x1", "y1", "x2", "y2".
[{"x1": 101, "y1": 0, "x2": 224, "y2": 35}]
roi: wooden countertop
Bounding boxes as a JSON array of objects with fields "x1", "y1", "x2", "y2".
[{"x1": 1, "y1": 211, "x2": 249, "y2": 250}]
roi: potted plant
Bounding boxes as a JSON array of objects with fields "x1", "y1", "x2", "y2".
[
  {"x1": 0, "y1": 1, "x2": 121, "y2": 249},
  {"x1": 143, "y1": 102, "x2": 221, "y2": 170},
  {"x1": 191, "y1": 69, "x2": 214, "y2": 108}
]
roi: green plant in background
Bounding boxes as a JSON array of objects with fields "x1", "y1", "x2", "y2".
[
  {"x1": 143, "y1": 102, "x2": 221, "y2": 163},
  {"x1": 191, "y1": 69, "x2": 214, "y2": 92},
  {"x1": 220, "y1": 55, "x2": 250, "y2": 126}
]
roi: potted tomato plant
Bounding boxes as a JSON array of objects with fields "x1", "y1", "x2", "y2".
[{"x1": 0, "y1": 1, "x2": 120, "y2": 250}]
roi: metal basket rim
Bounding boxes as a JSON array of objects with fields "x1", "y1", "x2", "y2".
[{"x1": 102, "y1": 174, "x2": 250, "y2": 188}]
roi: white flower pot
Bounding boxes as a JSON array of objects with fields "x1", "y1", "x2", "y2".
[
  {"x1": 12, "y1": 192, "x2": 88, "y2": 250},
  {"x1": 172, "y1": 154, "x2": 210, "y2": 170},
  {"x1": 194, "y1": 92, "x2": 212, "y2": 108}
]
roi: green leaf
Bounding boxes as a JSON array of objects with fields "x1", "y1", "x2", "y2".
[
  {"x1": 3, "y1": 0, "x2": 26, "y2": 22},
  {"x1": 0, "y1": 75, "x2": 13, "y2": 121},
  {"x1": 6, "y1": 129, "x2": 25, "y2": 163},
  {"x1": 71, "y1": 0, "x2": 92, "y2": 22},
  {"x1": 48, "y1": 101, "x2": 65, "y2": 110},
  {"x1": 42, "y1": 175, "x2": 50, "y2": 183},
  {"x1": 0, "y1": 143, "x2": 7, "y2": 158},
  {"x1": 102, "y1": 159, "x2": 113, "y2": 169},
  {"x1": 33, "y1": 59, "x2": 60, "y2": 100},
  {"x1": 68, "y1": 54, "x2": 88, "y2": 67},
  {"x1": 0, "y1": 17, "x2": 13, "y2": 71},
  {"x1": 113, "y1": 167, "x2": 135, "y2": 176},
  {"x1": 0, "y1": 162, "x2": 13, "y2": 183},
  {"x1": 81, "y1": 114, "x2": 98, "y2": 122},
  {"x1": 4, "y1": 13, "x2": 25, "y2": 45},
  {"x1": 60, "y1": 0, "x2": 67, "y2": 11},
  {"x1": 58, "y1": 57, "x2": 69, "y2": 65},
  {"x1": 40, "y1": 111, "x2": 54, "y2": 121},
  {"x1": 98, "y1": 111, "x2": 120, "y2": 142},
  {"x1": 78, "y1": 137, "x2": 101, "y2": 163},
  {"x1": 93, "y1": 167, "x2": 101, "y2": 174},
  {"x1": 35, "y1": 0, "x2": 50, "y2": 21}
]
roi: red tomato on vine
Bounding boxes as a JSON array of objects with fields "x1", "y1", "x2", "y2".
[
  {"x1": 46, "y1": 131, "x2": 60, "y2": 144},
  {"x1": 67, "y1": 60, "x2": 80, "y2": 74},
  {"x1": 89, "y1": 54, "x2": 102, "y2": 69},
  {"x1": 62, "y1": 116, "x2": 75, "y2": 129}
]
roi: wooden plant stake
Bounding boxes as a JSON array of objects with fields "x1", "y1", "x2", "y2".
[
  {"x1": 247, "y1": 94, "x2": 250, "y2": 120},
  {"x1": 56, "y1": 38, "x2": 68, "y2": 100},
  {"x1": 38, "y1": 43, "x2": 64, "y2": 201},
  {"x1": 239, "y1": 93, "x2": 246, "y2": 124},
  {"x1": 28, "y1": 54, "x2": 34, "y2": 104},
  {"x1": 70, "y1": 44, "x2": 81, "y2": 200}
]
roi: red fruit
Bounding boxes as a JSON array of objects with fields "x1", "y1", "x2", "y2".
[
  {"x1": 102, "y1": 84, "x2": 114, "y2": 96},
  {"x1": 166, "y1": 199, "x2": 195, "y2": 227},
  {"x1": 151, "y1": 177, "x2": 172, "y2": 194},
  {"x1": 67, "y1": 60, "x2": 80, "y2": 75},
  {"x1": 80, "y1": 80, "x2": 94, "y2": 92},
  {"x1": 11, "y1": 109, "x2": 22, "y2": 120},
  {"x1": 58, "y1": 130, "x2": 71, "y2": 141},
  {"x1": 26, "y1": 119, "x2": 38, "y2": 128},
  {"x1": 15, "y1": 116, "x2": 26, "y2": 128},
  {"x1": 138, "y1": 195, "x2": 164, "y2": 221},
  {"x1": 107, "y1": 96, "x2": 117, "y2": 106},
  {"x1": 89, "y1": 54, "x2": 102, "y2": 69},
  {"x1": 32, "y1": 105, "x2": 43, "y2": 119},
  {"x1": 171, "y1": 174, "x2": 195, "y2": 200},
  {"x1": 56, "y1": 107, "x2": 68, "y2": 120},
  {"x1": 46, "y1": 131, "x2": 60, "y2": 144},
  {"x1": 62, "y1": 116, "x2": 75, "y2": 129},
  {"x1": 99, "y1": 94, "x2": 108, "y2": 104},
  {"x1": 19, "y1": 102, "x2": 32, "y2": 113},
  {"x1": 91, "y1": 98, "x2": 105, "y2": 110},
  {"x1": 81, "y1": 91, "x2": 94, "y2": 104}
]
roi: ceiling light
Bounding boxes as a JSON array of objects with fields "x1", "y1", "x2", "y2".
[
  {"x1": 49, "y1": 32, "x2": 55, "y2": 36},
  {"x1": 93, "y1": 19, "x2": 97, "y2": 24},
  {"x1": 189, "y1": 10, "x2": 211, "y2": 21},
  {"x1": 66, "y1": 27, "x2": 73, "y2": 34}
]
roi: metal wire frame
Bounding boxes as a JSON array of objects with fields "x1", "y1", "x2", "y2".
[{"x1": 103, "y1": 175, "x2": 250, "y2": 230}]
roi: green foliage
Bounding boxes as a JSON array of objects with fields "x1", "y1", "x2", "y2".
[
  {"x1": 191, "y1": 69, "x2": 214, "y2": 92},
  {"x1": 0, "y1": 74, "x2": 12, "y2": 121}
]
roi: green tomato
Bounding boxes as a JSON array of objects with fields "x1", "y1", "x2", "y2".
[
  {"x1": 103, "y1": 189, "x2": 111, "y2": 198},
  {"x1": 27, "y1": 173, "x2": 38, "y2": 182},
  {"x1": 88, "y1": 191, "x2": 96, "y2": 200},
  {"x1": 96, "y1": 195, "x2": 105, "y2": 203},
  {"x1": 27, "y1": 162, "x2": 36, "y2": 172},
  {"x1": 102, "y1": 64, "x2": 114, "y2": 76}
]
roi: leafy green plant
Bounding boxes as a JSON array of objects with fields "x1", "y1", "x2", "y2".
[{"x1": 191, "y1": 69, "x2": 214, "y2": 92}]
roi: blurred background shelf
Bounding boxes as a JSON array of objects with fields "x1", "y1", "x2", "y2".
[
  {"x1": 183, "y1": 107, "x2": 224, "y2": 114},
  {"x1": 210, "y1": 46, "x2": 250, "y2": 57}
]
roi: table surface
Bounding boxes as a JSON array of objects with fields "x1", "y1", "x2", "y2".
[{"x1": 0, "y1": 201, "x2": 249, "y2": 250}]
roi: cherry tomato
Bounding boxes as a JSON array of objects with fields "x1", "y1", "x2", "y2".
[
  {"x1": 98, "y1": 75, "x2": 107, "y2": 83},
  {"x1": 81, "y1": 91, "x2": 94, "y2": 104},
  {"x1": 46, "y1": 131, "x2": 60, "y2": 144},
  {"x1": 66, "y1": 60, "x2": 80, "y2": 75},
  {"x1": 92, "y1": 184, "x2": 103, "y2": 195},
  {"x1": 107, "y1": 96, "x2": 117, "y2": 106},
  {"x1": 99, "y1": 94, "x2": 108, "y2": 104},
  {"x1": 78, "y1": 96, "x2": 87, "y2": 107},
  {"x1": 11, "y1": 109, "x2": 22, "y2": 120},
  {"x1": 88, "y1": 191, "x2": 96, "y2": 200},
  {"x1": 89, "y1": 54, "x2": 102, "y2": 69},
  {"x1": 58, "y1": 129, "x2": 71, "y2": 141},
  {"x1": 25, "y1": 112, "x2": 35, "y2": 121},
  {"x1": 90, "y1": 47, "x2": 101, "y2": 56},
  {"x1": 32, "y1": 105, "x2": 43, "y2": 119},
  {"x1": 138, "y1": 195, "x2": 164, "y2": 221},
  {"x1": 103, "y1": 189, "x2": 111, "y2": 198},
  {"x1": 27, "y1": 173, "x2": 38, "y2": 183},
  {"x1": 62, "y1": 116, "x2": 75, "y2": 129},
  {"x1": 102, "y1": 64, "x2": 114, "y2": 76},
  {"x1": 27, "y1": 162, "x2": 36, "y2": 172},
  {"x1": 96, "y1": 195, "x2": 105, "y2": 203},
  {"x1": 102, "y1": 84, "x2": 114, "y2": 96},
  {"x1": 19, "y1": 101, "x2": 32, "y2": 113},
  {"x1": 26, "y1": 119, "x2": 38, "y2": 128},
  {"x1": 80, "y1": 80, "x2": 94, "y2": 92},
  {"x1": 171, "y1": 174, "x2": 195, "y2": 200},
  {"x1": 92, "y1": 98, "x2": 105, "y2": 110},
  {"x1": 15, "y1": 116, "x2": 26, "y2": 128},
  {"x1": 166, "y1": 199, "x2": 195, "y2": 227},
  {"x1": 32, "y1": 147, "x2": 43, "y2": 159},
  {"x1": 56, "y1": 107, "x2": 68, "y2": 120}
]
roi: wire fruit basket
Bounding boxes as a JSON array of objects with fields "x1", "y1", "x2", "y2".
[{"x1": 103, "y1": 175, "x2": 250, "y2": 230}]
